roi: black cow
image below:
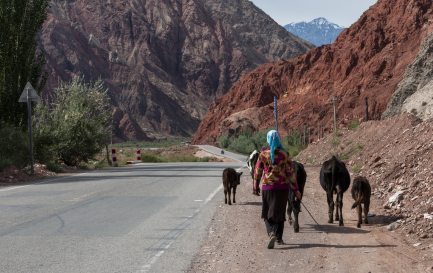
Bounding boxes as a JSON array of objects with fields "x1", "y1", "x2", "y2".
[
  {"x1": 351, "y1": 176, "x2": 371, "y2": 228},
  {"x1": 287, "y1": 161, "x2": 307, "y2": 233},
  {"x1": 222, "y1": 168, "x2": 242, "y2": 205},
  {"x1": 320, "y1": 156, "x2": 351, "y2": 226}
]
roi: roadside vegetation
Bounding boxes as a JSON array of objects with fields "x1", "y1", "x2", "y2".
[{"x1": 218, "y1": 129, "x2": 307, "y2": 157}]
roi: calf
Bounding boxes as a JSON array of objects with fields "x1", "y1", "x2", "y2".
[
  {"x1": 222, "y1": 168, "x2": 242, "y2": 205},
  {"x1": 351, "y1": 176, "x2": 371, "y2": 228},
  {"x1": 287, "y1": 161, "x2": 307, "y2": 232},
  {"x1": 320, "y1": 156, "x2": 351, "y2": 226}
]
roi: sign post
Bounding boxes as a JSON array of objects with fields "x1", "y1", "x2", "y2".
[
  {"x1": 273, "y1": 96, "x2": 278, "y2": 131},
  {"x1": 18, "y1": 82, "x2": 40, "y2": 175}
]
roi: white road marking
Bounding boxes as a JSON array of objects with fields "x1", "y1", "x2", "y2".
[
  {"x1": 138, "y1": 184, "x2": 223, "y2": 273},
  {"x1": 0, "y1": 186, "x2": 26, "y2": 192},
  {"x1": 205, "y1": 184, "x2": 223, "y2": 204},
  {"x1": 194, "y1": 199, "x2": 203, "y2": 202}
]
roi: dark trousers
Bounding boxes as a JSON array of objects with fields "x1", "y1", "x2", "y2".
[{"x1": 264, "y1": 219, "x2": 284, "y2": 240}]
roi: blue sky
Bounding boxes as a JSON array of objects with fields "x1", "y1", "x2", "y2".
[{"x1": 250, "y1": 0, "x2": 378, "y2": 27}]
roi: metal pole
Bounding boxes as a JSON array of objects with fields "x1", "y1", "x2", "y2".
[
  {"x1": 273, "y1": 96, "x2": 278, "y2": 131},
  {"x1": 26, "y1": 88, "x2": 34, "y2": 175}
]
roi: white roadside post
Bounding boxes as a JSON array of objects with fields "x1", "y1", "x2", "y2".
[{"x1": 18, "y1": 82, "x2": 40, "y2": 175}]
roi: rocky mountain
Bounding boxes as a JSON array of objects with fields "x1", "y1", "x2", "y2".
[
  {"x1": 193, "y1": 0, "x2": 433, "y2": 144},
  {"x1": 38, "y1": 0, "x2": 312, "y2": 141},
  {"x1": 284, "y1": 17, "x2": 345, "y2": 46},
  {"x1": 383, "y1": 31, "x2": 433, "y2": 121}
]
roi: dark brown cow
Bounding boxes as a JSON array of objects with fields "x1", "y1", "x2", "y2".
[
  {"x1": 351, "y1": 176, "x2": 371, "y2": 228},
  {"x1": 222, "y1": 168, "x2": 242, "y2": 205},
  {"x1": 320, "y1": 156, "x2": 351, "y2": 226}
]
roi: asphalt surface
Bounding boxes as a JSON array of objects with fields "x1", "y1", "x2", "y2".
[
  {"x1": 195, "y1": 145, "x2": 248, "y2": 163},
  {"x1": 0, "y1": 161, "x2": 243, "y2": 273}
]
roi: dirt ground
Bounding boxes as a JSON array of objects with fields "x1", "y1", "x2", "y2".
[{"x1": 188, "y1": 166, "x2": 433, "y2": 273}]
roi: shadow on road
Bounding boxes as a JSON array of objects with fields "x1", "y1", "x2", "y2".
[
  {"x1": 367, "y1": 214, "x2": 401, "y2": 226},
  {"x1": 278, "y1": 242, "x2": 396, "y2": 250},
  {"x1": 305, "y1": 224, "x2": 371, "y2": 234},
  {"x1": 238, "y1": 201, "x2": 262, "y2": 206}
]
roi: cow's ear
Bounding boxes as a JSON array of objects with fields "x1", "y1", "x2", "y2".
[{"x1": 238, "y1": 172, "x2": 243, "y2": 176}]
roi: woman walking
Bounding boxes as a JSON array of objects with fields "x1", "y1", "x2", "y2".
[{"x1": 253, "y1": 130, "x2": 302, "y2": 249}]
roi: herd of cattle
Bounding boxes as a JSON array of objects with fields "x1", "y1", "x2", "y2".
[{"x1": 222, "y1": 151, "x2": 372, "y2": 230}]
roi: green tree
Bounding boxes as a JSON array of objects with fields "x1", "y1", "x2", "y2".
[
  {"x1": 34, "y1": 77, "x2": 112, "y2": 166},
  {"x1": 0, "y1": 0, "x2": 49, "y2": 126}
]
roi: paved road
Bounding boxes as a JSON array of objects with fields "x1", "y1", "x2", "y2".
[
  {"x1": 195, "y1": 145, "x2": 248, "y2": 163},
  {"x1": 0, "y1": 162, "x2": 243, "y2": 273}
]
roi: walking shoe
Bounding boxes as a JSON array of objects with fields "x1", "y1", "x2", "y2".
[
  {"x1": 267, "y1": 234, "x2": 276, "y2": 249},
  {"x1": 276, "y1": 239, "x2": 284, "y2": 245}
]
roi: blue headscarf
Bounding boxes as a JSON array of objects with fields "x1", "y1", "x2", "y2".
[{"x1": 266, "y1": 130, "x2": 283, "y2": 165}]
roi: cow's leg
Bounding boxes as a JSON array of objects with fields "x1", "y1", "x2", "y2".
[
  {"x1": 287, "y1": 201, "x2": 293, "y2": 225},
  {"x1": 338, "y1": 193, "x2": 344, "y2": 226},
  {"x1": 233, "y1": 186, "x2": 237, "y2": 204},
  {"x1": 293, "y1": 201, "x2": 300, "y2": 233},
  {"x1": 326, "y1": 192, "x2": 334, "y2": 224},
  {"x1": 357, "y1": 203, "x2": 362, "y2": 228},
  {"x1": 224, "y1": 188, "x2": 228, "y2": 204},
  {"x1": 228, "y1": 188, "x2": 232, "y2": 205},
  {"x1": 335, "y1": 190, "x2": 340, "y2": 221},
  {"x1": 364, "y1": 199, "x2": 370, "y2": 224}
]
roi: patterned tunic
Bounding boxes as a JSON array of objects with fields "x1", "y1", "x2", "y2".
[{"x1": 254, "y1": 148, "x2": 299, "y2": 191}]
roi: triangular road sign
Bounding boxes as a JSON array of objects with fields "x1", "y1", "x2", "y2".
[{"x1": 18, "y1": 82, "x2": 40, "y2": 102}]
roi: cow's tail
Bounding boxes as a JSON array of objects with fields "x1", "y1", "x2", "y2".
[
  {"x1": 330, "y1": 161, "x2": 336, "y2": 195},
  {"x1": 351, "y1": 192, "x2": 363, "y2": 209}
]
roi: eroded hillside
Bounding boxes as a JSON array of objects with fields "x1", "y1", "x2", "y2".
[{"x1": 39, "y1": 0, "x2": 312, "y2": 141}]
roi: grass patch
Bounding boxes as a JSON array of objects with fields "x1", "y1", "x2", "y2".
[
  {"x1": 336, "y1": 143, "x2": 364, "y2": 162},
  {"x1": 332, "y1": 136, "x2": 341, "y2": 147},
  {"x1": 348, "y1": 120, "x2": 360, "y2": 130},
  {"x1": 351, "y1": 164, "x2": 362, "y2": 174}
]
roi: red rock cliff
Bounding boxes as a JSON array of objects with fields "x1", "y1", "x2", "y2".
[{"x1": 193, "y1": 0, "x2": 433, "y2": 144}]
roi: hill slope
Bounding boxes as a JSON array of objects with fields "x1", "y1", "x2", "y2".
[
  {"x1": 39, "y1": 0, "x2": 312, "y2": 141},
  {"x1": 193, "y1": 0, "x2": 433, "y2": 144}
]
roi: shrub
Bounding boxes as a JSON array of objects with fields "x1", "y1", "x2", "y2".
[
  {"x1": 218, "y1": 135, "x2": 230, "y2": 149},
  {"x1": 141, "y1": 153, "x2": 163, "y2": 163},
  {"x1": 46, "y1": 161, "x2": 62, "y2": 173},
  {"x1": 0, "y1": 123, "x2": 29, "y2": 170},
  {"x1": 34, "y1": 77, "x2": 111, "y2": 166}
]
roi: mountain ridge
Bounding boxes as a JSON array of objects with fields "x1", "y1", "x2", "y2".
[
  {"x1": 39, "y1": 0, "x2": 313, "y2": 141},
  {"x1": 284, "y1": 17, "x2": 345, "y2": 46},
  {"x1": 193, "y1": 0, "x2": 433, "y2": 144}
]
